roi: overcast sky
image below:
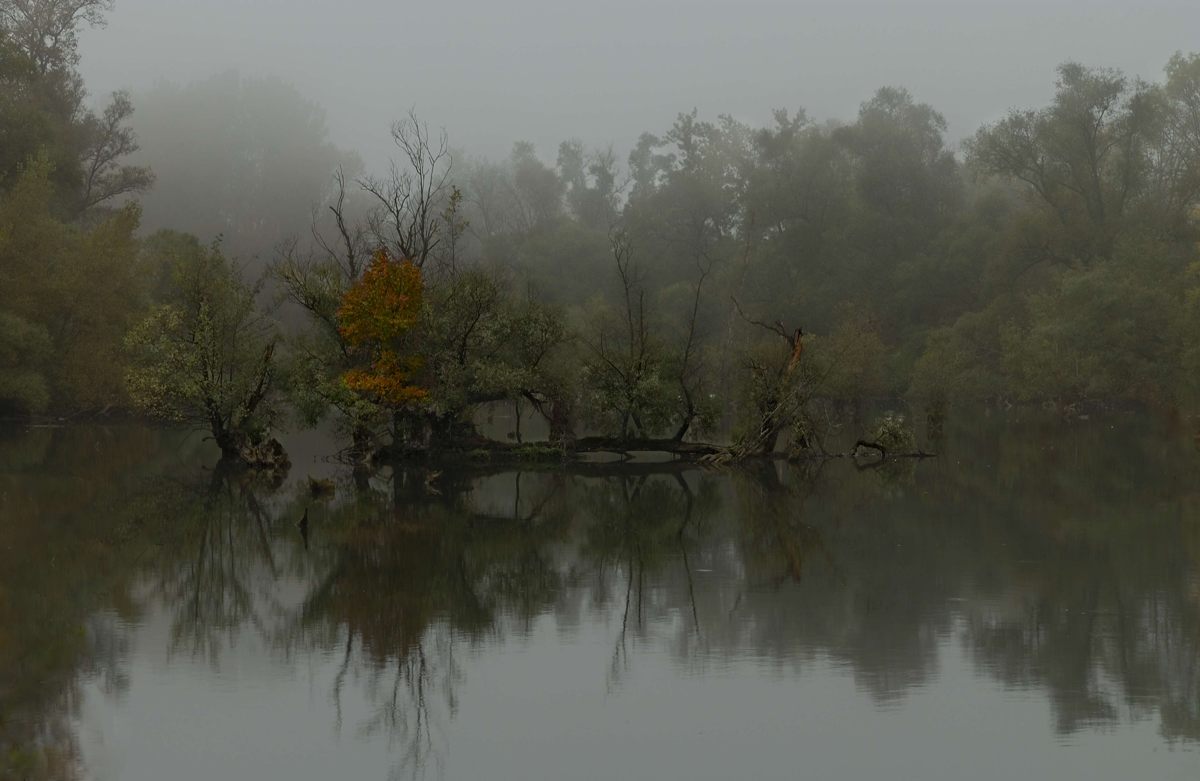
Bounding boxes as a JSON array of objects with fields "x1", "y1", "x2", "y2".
[{"x1": 78, "y1": 0, "x2": 1200, "y2": 169}]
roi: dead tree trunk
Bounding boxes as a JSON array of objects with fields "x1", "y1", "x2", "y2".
[{"x1": 706, "y1": 303, "x2": 806, "y2": 464}]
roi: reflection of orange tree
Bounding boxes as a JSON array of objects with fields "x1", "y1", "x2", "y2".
[
  {"x1": 128, "y1": 463, "x2": 573, "y2": 778},
  {"x1": 5, "y1": 415, "x2": 1200, "y2": 781},
  {"x1": 318, "y1": 516, "x2": 460, "y2": 779},
  {"x1": 277, "y1": 470, "x2": 572, "y2": 778},
  {"x1": 134, "y1": 430, "x2": 1200, "y2": 751}
]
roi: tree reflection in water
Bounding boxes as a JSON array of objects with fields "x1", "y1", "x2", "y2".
[
  {"x1": 1, "y1": 413, "x2": 1198, "y2": 778},
  {"x1": 262, "y1": 467, "x2": 572, "y2": 778},
  {"x1": 0, "y1": 425, "x2": 187, "y2": 779}
]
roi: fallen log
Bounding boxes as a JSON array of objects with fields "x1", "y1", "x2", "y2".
[{"x1": 376, "y1": 433, "x2": 934, "y2": 468}]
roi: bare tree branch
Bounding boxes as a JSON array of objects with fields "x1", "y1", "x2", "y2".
[{"x1": 359, "y1": 109, "x2": 454, "y2": 271}]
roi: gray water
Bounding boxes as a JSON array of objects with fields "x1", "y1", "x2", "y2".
[{"x1": 2, "y1": 414, "x2": 1198, "y2": 780}]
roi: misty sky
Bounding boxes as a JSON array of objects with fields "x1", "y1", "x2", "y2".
[{"x1": 78, "y1": 0, "x2": 1200, "y2": 170}]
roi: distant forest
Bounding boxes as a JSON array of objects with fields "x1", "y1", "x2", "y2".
[{"x1": 3, "y1": 1, "x2": 1200, "y2": 465}]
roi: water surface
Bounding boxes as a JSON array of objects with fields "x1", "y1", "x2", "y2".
[{"x1": 2, "y1": 415, "x2": 1198, "y2": 780}]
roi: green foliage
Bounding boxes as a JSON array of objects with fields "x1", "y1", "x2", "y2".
[
  {"x1": 0, "y1": 311, "x2": 51, "y2": 414},
  {"x1": 909, "y1": 304, "x2": 1011, "y2": 403},
  {"x1": 870, "y1": 412, "x2": 916, "y2": 452},
  {"x1": 1181, "y1": 262, "x2": 1200, "y2": 404},
  {"x1": 272, "y1": 235, "x2": 383, "y2": 448},
  {"x1": 968, "y1": 63, "x2": 1163, "y2": 260},
  {"x1": 806, "y1": 307, "x2": 889, "y2": 400},
  {"x1": 0, "y1": 4, "x2": 155, "y2": 418},
  {"x1": 0, "y1": 26, "x2": 85, "y2": 202},
  {"x1": 512, "y1": 443, "x2": 565, "y2": 461},
  {"x1": 7, "y1": 14, "x2": 1200, "y2": 436},
  {"x1": 124, "y1": 236, "x2": 281, "y2": 456},
  {"x1": 1004, "y1": 242, "x2": 1187, "y2": 404},
  {"x1": 579, "y1": 293, "x2": 677, "y2": 437},
  {"x1": 1, "y1": 2, "x2": 150, "y2": 216},
  {"x1": 0, "y1": 159, "x2": 145, "y2": 412},
  {"x1": 421, "y1": 269, "x2": 571, "y2": 421},
  {"x1": 905, "y1": 57, "x2": 1200, "y2": 409},
  {"x1": 504, "y1": 219, "x2": 611, "y2": 305}
]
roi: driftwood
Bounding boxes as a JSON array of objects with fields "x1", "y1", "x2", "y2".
[{"x1": 570, "y1": 436, "x2": 724, "y2": 458}]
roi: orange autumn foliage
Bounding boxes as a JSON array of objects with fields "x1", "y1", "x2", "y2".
[{"x1": 337, "y1": 250, "x2": 428, "y2": 406}]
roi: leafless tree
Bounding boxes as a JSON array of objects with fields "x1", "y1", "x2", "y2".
[
  {"x1": 272, "y1": 167, "x2": 373, "y2": 340},
  {"x1": 361, "y1": 110, "x2": 454, "y2": 270},
  {"x1": 318, "y1": 168, "x2": 371, "y2": 281}
]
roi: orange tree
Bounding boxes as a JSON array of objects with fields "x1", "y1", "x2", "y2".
[
  {"x1": 337, "y1": 249, "x2": 428, "y2": 414},
  {"x1": 335, "y1": 248, "x2": 578, "y2": 453}
]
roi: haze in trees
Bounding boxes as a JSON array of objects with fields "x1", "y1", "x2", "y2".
[
  {"x1": 3, "y1": 0, "x2": 1200, "y2": 461},
  {"x1": 129, "y1": 71, "x2": 362, "y2": 262},
  {"x1": 5, "y1": 4, "x2": 1200, "y2": 780}
]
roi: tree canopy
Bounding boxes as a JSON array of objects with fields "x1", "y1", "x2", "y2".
[{"x1": 4, "y1": 0, "x2": 1200, "y2": 464}]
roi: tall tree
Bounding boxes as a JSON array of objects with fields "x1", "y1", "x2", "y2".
[
  {"x1": 1, "y1": 1, "x2": 151, "y2": 216},
  {"x1": 125, "y1": 234, "x2": 284, "y2": 462},
  {"x1": 0, "y1": 0, "x2": 110, "y2": 74},
  {"x1": 0, "y1": 158, "x2": 144, "y2": 412},
  {"x1": 969, "y1": 63, "x2": 1163, "y2": 263}
]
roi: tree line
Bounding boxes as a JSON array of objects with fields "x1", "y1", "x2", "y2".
[{"x1": 3, "y1": 0, "x2": 1200, "y2": 466}]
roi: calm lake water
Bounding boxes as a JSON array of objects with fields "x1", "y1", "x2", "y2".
[{"x1": 2, "y1": 413, "x2": 1199, "y2": 780}]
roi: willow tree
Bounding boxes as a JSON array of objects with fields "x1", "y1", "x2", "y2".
[
  {"x1": 125, "y1": 234, "x2": 284, "y2": 466},
  {"x1": 967, "y1": 63, "x2": 1164, "y2": 265}
]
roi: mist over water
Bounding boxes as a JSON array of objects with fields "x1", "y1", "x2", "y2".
[{"x1": 5, "y1": 1, "x2": 1200, "y2": 778}]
